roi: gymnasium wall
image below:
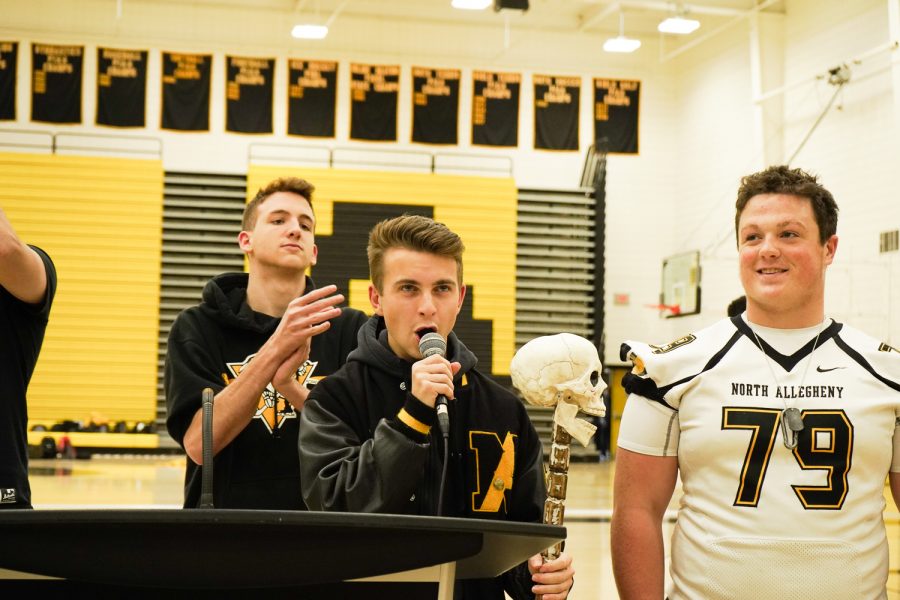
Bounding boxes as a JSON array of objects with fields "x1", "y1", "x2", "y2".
[
  {"x1": 604, "y1": 0, "x2": 900, "y2": 359},
  {"x1": 3, "y1": 0, "x2": 899, "y2": 368},
  {"x1": 780, "y1": 0, "x2": 900, "y2": 340},
  {"x1": 0, "y1": 152, "x2": 164, "y2": 423},
  {"x1": 247, "y1": 166, "x2": 518, "y2": 375}
]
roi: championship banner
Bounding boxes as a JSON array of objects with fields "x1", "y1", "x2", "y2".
[
  {"x1": 350, "y1": 63, "x2": 399, "y2": 142},
  {"x1": 534, "y1": 74, "x2": 580, "y2": 151},
  {"x1": 411, "y1": 67, "x2": 460, "y2": 145},
  {"x1": 161, "y1": 52, "x2": 211, "y2": 131},
  {"x1": 594, "y1": 78, "x2": 640, "y2": 154},
  {"x1": 96, "y1": 47, "x2": 147, "y2": 127},
  {"x1": 472, "y1": 70, "x2": 520, "y2": 147},
  {"x1": 226, "y1": 55, "x2": 274, "y2": 134},
  {"x1": 0, "y1": 42, "x2": 17, "y2": 120},
  {"x1": 31, "y1": 43, "x2": 83, "y2": 124},
  {"x1": 287, "y1": 59, "x2": 337, "y2": 138}
]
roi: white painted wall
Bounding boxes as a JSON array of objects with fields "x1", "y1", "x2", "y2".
[
  {"x1": 779, "y1": 0, "x2": 900, "y2": 340},
  {"x1": 606, "y1": 0, "x2": 900, "y2": 363},
  {"x1": 3, "y1": 0, "x2": 899, "y2": 361},
  {"x1": 604, "y1": 15, "x2": 760, "y2": 359}
]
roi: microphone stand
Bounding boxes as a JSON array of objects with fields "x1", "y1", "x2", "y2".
[
  {"x1": 436, "y1": 404, "x2": 449, "y2": 517},
  {"x1": 199, "y1": 387, "x2": 215, "y2": 509}
]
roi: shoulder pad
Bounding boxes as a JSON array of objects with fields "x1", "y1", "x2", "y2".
[{"x1": 622, "y1": 318, "x2": 740, "y2": 408}]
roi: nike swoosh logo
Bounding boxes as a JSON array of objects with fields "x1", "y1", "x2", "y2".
[{"x1": 816, "y1": 366, "x2": 846, "y2": 373}]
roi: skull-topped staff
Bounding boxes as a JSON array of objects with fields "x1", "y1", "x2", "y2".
[{"x1": 510, "y1": 333, "x2": 607, "y2": 561}]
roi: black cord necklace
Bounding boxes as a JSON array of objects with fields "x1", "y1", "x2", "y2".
[{"x1": 750, "y1": 322, "x2": 825, "y2": 450}]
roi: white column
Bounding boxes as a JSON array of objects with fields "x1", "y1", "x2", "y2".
[
  {"x1": 749, "y1": 9, "x2": 785, "y2": 167},
  {"x1": 889, "y1": 0, "x2": 900, "y2": 120}
]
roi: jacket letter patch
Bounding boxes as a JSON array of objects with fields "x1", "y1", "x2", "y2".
[{"x1": 469, "y1": 431, "x2": 516, "y2": 513}]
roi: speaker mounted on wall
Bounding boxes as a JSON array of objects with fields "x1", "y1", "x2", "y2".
[{"x1": 494, "y1": 0, "x2": 529, "y2": 11}]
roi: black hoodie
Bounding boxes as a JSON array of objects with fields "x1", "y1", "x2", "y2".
[
  {"x1": 299, "y1": 316, "x2": 545, "y2": 599},
  {"x1": 165, "y1": 272, "x2": 366, "y2": 509}
]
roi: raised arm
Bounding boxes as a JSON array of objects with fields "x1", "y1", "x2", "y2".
[
  {"x1": 0, "y1": 207, "x2": 48, "y2": 304},
  {"x1": 611, "y1": 448, "x2": 678, "y2": 600},
  {"x1": 167, "y1": 286, "x2": 344, "y2": 464}
]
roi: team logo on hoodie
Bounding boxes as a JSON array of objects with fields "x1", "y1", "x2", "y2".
[{"x1": 224, "y1": 356, "x2": 319, "y2": 434}]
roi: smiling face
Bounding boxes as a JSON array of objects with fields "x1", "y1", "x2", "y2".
[
  {"x1": 238, "y1": 191, "x2": 318, "y2": 273},
  {"x1": 369, "y1": 248, "x2": 466, "y2": 362},
  {"x1": 738, "y1": 193, "x2": 838, "y2": 328}
]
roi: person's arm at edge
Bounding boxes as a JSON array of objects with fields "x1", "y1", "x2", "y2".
[
  {"x1": 611, "y1": 447, "x2": 678, "y2": 600},
  {"x1": 0, "y1": 207, "x2": 48, "y2": 304},
  {"x1": 890, "y1": 471, "x2": 900, "y2": 511}
]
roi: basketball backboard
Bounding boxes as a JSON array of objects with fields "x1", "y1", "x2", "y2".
[{"x1": 660, "y1": 251, "x2": 701, "y2": 318}]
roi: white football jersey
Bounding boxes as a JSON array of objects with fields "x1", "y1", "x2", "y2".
[{"x1": 618, "y1": 316, "x2": 900, "y2": 600}]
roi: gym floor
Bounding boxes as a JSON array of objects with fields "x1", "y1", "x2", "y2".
[{"x1": 21, "y1": 458, "x2": 900, "y2": 598}]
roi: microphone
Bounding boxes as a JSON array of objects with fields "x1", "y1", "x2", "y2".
[{"x1": 418, "y1": 332, "x2": 450, "y2": 438}]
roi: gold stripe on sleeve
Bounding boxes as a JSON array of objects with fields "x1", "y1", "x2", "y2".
[{"x1": 398, "y1": 408, "x2": 431, "y2": 435}]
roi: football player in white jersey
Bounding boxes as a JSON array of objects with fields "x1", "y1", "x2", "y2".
[{"x1": 611, "y1": 165, "x2": 900, "y2": 600}]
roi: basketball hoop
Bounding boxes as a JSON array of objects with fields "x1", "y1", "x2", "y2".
[{"x1": 645, "y1": 303, "x2": 681, "y2": 316}]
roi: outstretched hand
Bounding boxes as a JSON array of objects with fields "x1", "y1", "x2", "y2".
[
  {"x1": 269, "y1": 285, "x2": 343, "y2": 406},
  {"x1": 271, "y1": 284, "x2": 344, "y2": 358}
]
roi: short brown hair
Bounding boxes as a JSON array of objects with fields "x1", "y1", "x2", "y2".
[
  {"x1": 735, "y1": 165, "x2": 838, "y2": 246},
  {"x1": 242, "y1": 177, "x2": 315, "y2": 231},
  {"x1": 367, "y1": 215, "x2": 465, "y2": 291}
]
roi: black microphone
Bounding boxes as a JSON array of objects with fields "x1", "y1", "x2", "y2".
[{"x1": 418, "y1": 332, "x2": 450, "y2": 438}]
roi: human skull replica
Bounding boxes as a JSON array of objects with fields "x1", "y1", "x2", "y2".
[{"x1": 510, "y1": 333, "x2": 607, "y2": 417}]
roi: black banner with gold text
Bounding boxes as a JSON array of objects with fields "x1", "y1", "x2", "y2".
[
  {"x1": 350, "y1": 63, "x2": 399, "y2": 142},
  {"x1": 97, "y1": 47, "x2": 147, "y2": 127},
  {"x1": 162, "y1": 52, "x2": 211, "y2": 131},
  {"x1": 534, "y1": 74, "x2": 580, "y2": 151},
  {"x1": 472, "y1": 71, "x2": 520, "y2": 147},
  {"x1": 412, "y1": 67, "x2": 459, "y2": 145},
  {"x1": 32, "y1": 43, "x2": 83, "y2": 124},
  {"x1": 0, "y1": 42, "x2": 17, "y2": 121},
  {"x1": 288, "y1": 59, "x2": 337, "y2": 138},
  {"x1": 594, "y1": 78, "x2": 640, "y2": 154},
  {"x1": 226, "y1": 56, "x2": 274, "y2": 134}
]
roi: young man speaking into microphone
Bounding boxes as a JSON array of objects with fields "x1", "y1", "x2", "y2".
[{"x1": 298, "y1": 215, "x2": 574, "y2": 600}]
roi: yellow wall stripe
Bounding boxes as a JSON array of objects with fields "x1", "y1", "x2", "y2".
[{"x1": 1, "y1": 152, "x2": 164, "y2": 423}]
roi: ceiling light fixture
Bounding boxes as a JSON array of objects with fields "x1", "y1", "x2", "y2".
[
  {"x1": 452, "y1": 0, "x2": 492, "y2": 9},
  {"x1": 604, "y1": 12, "x2": 641, "y2": 53},
  {"x1": 603, "y1": 36, "x2": 642, "y2": 53},
  {"x1": 291, "y1": 0, "x2": 349, "y2": 40},
  {"x1": 658, "y1": 15, "x2": 700, "y2": 34},
  {"x1": 291, "y1": 24, "x2": 329, "y2": 39}
]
